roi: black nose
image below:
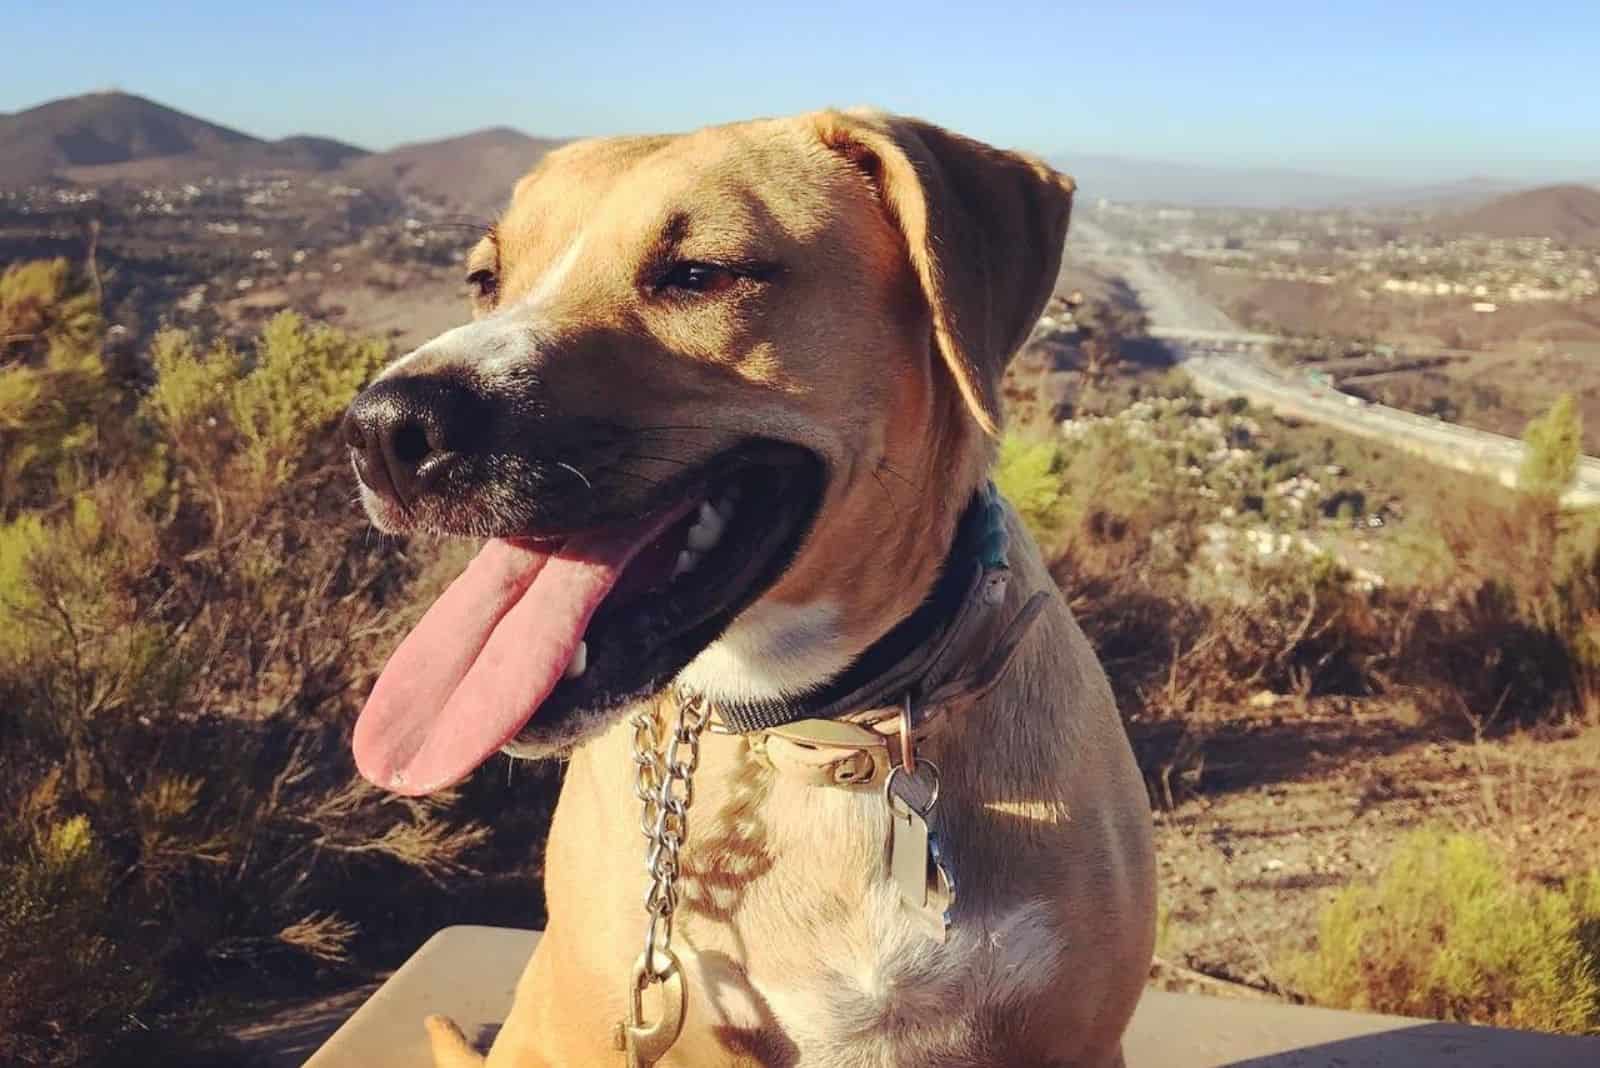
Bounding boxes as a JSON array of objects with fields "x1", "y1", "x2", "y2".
[{"x1": 342, "y1": 376, "x2": 486, "y2": 505}]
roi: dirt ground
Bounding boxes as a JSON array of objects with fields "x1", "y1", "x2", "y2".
[
  {"x1": 318, "y1": 271, "x2": 467, "y2": 353},
  {"x1": 1141, "y1": 700, "x2": 1600, "y2": 997}
]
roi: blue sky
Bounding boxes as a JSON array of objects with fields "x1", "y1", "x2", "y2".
[{"x1": 4, "y1": 0, "x2": 1597, "y2": 182}]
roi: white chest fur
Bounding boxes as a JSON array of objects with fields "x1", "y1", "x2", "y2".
[{"x1": 681, "y1": 773, "x2": 1065, "y2": 1068}]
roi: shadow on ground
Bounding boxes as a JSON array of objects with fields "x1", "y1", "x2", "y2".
[
  {"x1": 231, "y1": 984, "x2": 379, "y2": 1068},
  {"x1": 1130, "y1": 710, "x2": 1429, "y2": 803},
  {"x1": 1213, "y1": 1020, "x2": 1600, "y2": 1068}
]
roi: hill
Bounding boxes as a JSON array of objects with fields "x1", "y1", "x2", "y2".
[
  {"x1": 1049, "y1": 154, "x2": 1553, "y2": 212},
  {"x1": 338, "y1": 127, "x2": 567, "y2": 216},
  {"x1": 0, "y1": 91, "x2": 564, "y2": 214},
  {"x1": 1050, "y1": 153, "x2": 1396, "y2": 209},
  {"x1": 1424, "y1": 183, "x2": 1600, "y2": 244},
  {"x1": 0, "y1": 90, "x2": 369, "y2": 185},
  {"x1": 1348, "y1": 176, "x2": 1526, "y2": 211}
]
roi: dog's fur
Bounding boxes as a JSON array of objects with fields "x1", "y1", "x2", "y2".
[{"x1": 365, "y1": 110, "x2": 1156, "y2": 1067}]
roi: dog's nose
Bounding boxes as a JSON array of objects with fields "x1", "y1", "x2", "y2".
[{"x1": 343, "y1": 376, "x2": 485, "y2": 505}]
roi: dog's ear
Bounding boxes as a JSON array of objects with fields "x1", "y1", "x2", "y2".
[{"x1": 813, "y1": 109, "x2": 1075, "y2": 435}]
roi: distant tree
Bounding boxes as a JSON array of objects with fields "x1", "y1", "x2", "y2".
[
  {"x1": 1520, "y1": 393, "x2": 1582, "y2": 502},
  {"x1": 1075, "y1": 298, "x2": 1148, "y2": 388}
]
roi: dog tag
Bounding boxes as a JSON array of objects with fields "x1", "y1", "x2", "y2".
[
  {"x1": 924, "y1": 831, "x2": 957, "y2": 944},
  {"x1": 887, "y1": 761, "x2": 954, "y2": 940},
  {"x1": 888, "y1": 792, "x2": 930, "y2": 911}
]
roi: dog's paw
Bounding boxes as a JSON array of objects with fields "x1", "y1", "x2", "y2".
[{"x1": 425, "y1": 1013, "x2": 485, "y2": 1068}]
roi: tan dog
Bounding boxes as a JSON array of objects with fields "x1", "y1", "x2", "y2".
[{"x1": 344, "y1": 109, "x2": 1156, "y2": 1067}]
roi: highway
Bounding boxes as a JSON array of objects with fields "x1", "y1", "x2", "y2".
[{"x1": 1069, "y1": 218, "x2": 1600, "y2": 507}]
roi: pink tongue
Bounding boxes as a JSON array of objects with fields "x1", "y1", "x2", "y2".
[{"x1": 353, "y1": 505, "x2": 690, "y2": 795}]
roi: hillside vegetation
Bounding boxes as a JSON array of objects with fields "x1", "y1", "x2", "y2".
[
  {"x1": 998, "y1": 359, "x2": 1600, "y2": 734},
  {"x1": 0, "y1": 260, "x2": 530, "y2": 1066},
  {"x1": 997, "y1": 330, "x2": 1600, "y2": 1032}
]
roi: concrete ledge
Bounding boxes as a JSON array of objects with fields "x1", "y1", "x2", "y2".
[{"x1": 305, "y1": 925, "x2": 1600, "y2": 1067}]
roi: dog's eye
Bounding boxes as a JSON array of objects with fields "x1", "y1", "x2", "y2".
[
  {"x1": 657, "y1": 261, "x2": 738, "y2": 297},
  {"x1": 467, "y1": 268, "x2": 499, "y2": 305}
]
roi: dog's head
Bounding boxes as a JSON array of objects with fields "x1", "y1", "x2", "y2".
[{"x1": 346, "y1": 110, "x2": 1073, "y2": 794}]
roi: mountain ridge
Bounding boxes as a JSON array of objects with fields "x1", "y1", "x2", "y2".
[
  {"x1": 1420, "y1": 184, "x2": 1600, "y2": 245},
  {"x1": 338, "y1": 126, "x2": 567, "y2": 215},
  {"x1": 0, "y1": 90, "x2": 371, "y2": 185},
  {"x1": 0, "y1": 91, "x2": 565, "y2": 213},
  {"x1": 5, "y1": 90, "x2": 1593, "y2": 221}
]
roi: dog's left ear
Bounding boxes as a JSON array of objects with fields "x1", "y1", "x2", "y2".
[{"x1": 813, "y1": 109, "x2": 1075, "y2": 435}]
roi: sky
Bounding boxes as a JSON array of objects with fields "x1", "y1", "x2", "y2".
[{"x1": 3, "y1": 0, "x2": 1598, "y2": 183}]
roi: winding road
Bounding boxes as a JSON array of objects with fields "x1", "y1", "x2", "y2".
[{"x1": 1069, "y1": 218, "x2": 1600, "y2": 507}]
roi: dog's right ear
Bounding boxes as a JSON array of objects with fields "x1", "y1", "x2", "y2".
[{"x1": 811, "y1": 109, "x2": 1075, "y2": 436}]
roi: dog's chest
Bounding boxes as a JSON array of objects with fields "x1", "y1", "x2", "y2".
[
  {"x1": 684, "y1": 783, "x2": 1065, "y2": 1068},
  {"x1": 739, "y1": 889, "x2": 1063, "y2": 1067}
]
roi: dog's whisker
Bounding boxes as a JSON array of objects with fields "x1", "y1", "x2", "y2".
[
  {"x1": 554, "y1": 461, "x2": 594, "y2": 492},
  {"x1": 875, "y1": 460, "x2": 920, "y2": 490},
  {"x1": 624, "y1": 424, "x2": 724, "y2": 435},
  {"x1": 417, "y1": 216, "x2": 497, "y2": 237},
  {"x1": 869, "y1": 467, "x2": 902, "y2": 518},
  {"x1": 617, "y1": 451, "x2": 697, "y2": 468},
  {"x1": 591, "y1": 465, "x2": 669, "y2": 489}
]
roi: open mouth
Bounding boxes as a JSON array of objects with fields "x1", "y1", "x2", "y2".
[{"x1": 352, "y1": 440, "x2": 824, "y2": 795}]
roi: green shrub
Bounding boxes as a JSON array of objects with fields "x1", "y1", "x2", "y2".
[
  {"x1": 0, "y1": 266, "x2": 492, "y2": 1064},
  {"x1": 0, "y1": 809, "x2": 153, "y2": 1067},
  {"x1": 994, "y1": 434, "x2": 1067, "y2": 539},
  {"x1": 1520, "y1": 393, "x2": 1581, "y2": 502},
  {"x1": 1291, "y1": 830, "x2": 1600, "y2": 1034}
]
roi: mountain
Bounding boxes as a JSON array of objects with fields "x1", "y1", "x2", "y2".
[
  {"x1": 1421, "y1": 184, "x2": 1600, "y2": 244},
  {"x1": 0, "y1": 91, "x2": 566, "y2": 213},
  {"x1": 0, "y1": 90, "x2": 368, "y2": 185},
  {"x1": 1346, "y1": 176, "x2": 1527, "y2": 211},
  {"x1": 338, "y1": 127, "x2": 567, "y2": 216},
  {"x1": 260, "y1": 134, "x2": 370, "y2": 171},
  {"x1": 1048, "y1": 155, "x2": 1553, "y2": 212},
  {"x1": 0, "y1": 90, "x2": 255, "y2": 183},
  {"x1": 1050, "y1": 154, "x2": 1397, "y2": 209}
]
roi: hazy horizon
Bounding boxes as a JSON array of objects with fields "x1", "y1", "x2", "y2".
[{"x1": 4, "y1": 1, "x2": 1599, "y2": 186}]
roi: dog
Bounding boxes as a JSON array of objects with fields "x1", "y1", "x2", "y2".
[{"x1": 344, "y1": 108, "x2": 1156, "y2": 1068}]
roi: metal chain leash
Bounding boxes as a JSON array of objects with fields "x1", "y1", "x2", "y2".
[
  {"x1": 631, "y1": 692, "x2": 708, "y2": 977},
  {"x1": 618, "y1": 693, "x2": 707, "y2": 1066}
]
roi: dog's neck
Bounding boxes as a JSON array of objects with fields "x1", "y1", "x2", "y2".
[{"x1": 691, "y1": 485, "x2": 1016, "y2": 733}]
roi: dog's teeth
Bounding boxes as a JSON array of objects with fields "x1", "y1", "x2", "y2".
[
  {"x1": 673, "y1": 549, "x2": 700, "y2": 578},
  {"x1": 686, "y1": 503, "x2": 725, "y2": 551},
  {"x1": 564, "y1": 640, "x2": 588, "y2": 680}
]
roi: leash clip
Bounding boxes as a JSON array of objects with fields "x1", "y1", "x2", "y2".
[{"x1": 618, "y1": 949, "x2": 686, "y2": 1068}]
